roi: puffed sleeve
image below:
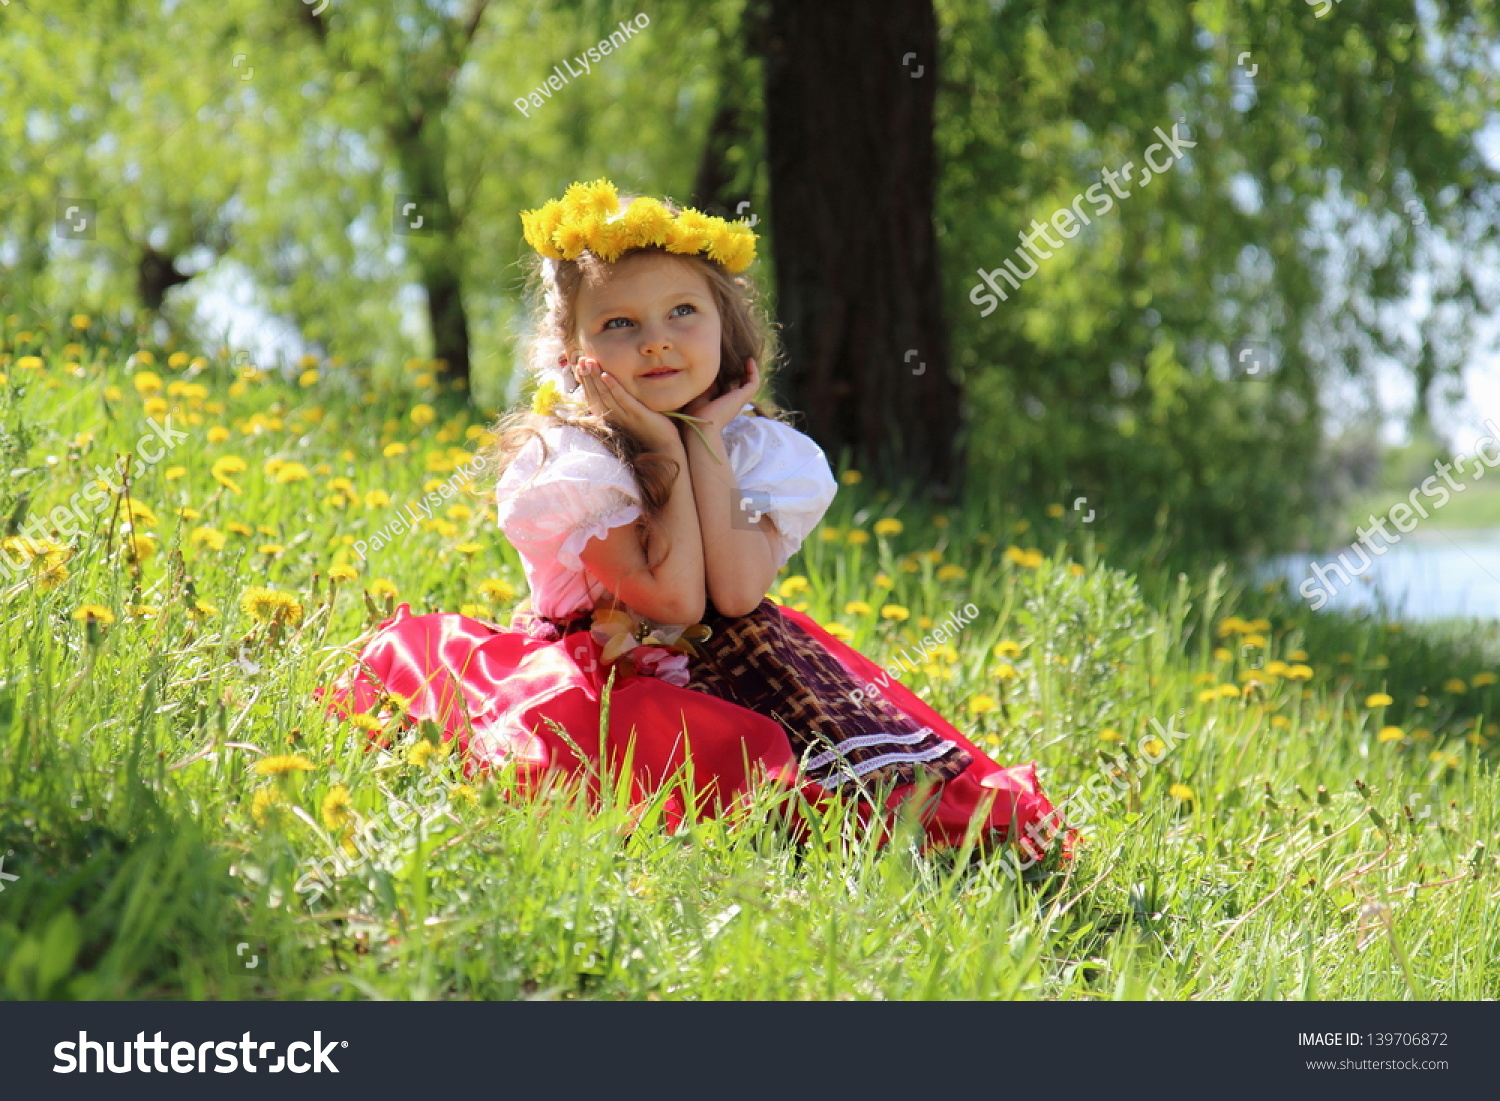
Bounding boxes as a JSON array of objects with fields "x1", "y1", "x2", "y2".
[
  {"x1": 722, "y1": 412, "x2": 838, "y2": 568},
  {"x1": 495, "y1": 425, "x2": 643, "y2": 572}
]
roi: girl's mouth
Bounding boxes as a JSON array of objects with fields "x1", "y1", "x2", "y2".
[{"x1": 640, "y1": 367, "x2": 682, "y2": 380}]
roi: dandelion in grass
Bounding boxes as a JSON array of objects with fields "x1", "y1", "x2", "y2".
[
  {"x1": 1286, "y1": 663, "x2": 1313, "y2": 681},
  {"x1": 1045, "y1": 503, "x2": 1064, "y2": 518},
  {"x1": 872, "y1": 572, "x2": 893, "y2": 590},
  {"x1": 1472, "y1": 672, "x2": 1497, "y2": 688},
  {"x1": 454, "y1": 542, "x2": 483, "y2": 557},
  {"x1": 369, "y1": 578, "x2": 398, "y2": 600},
  {"x1": 1443, "y1": 678, "x2": 1467, "y2": 693},
  {"x1": 845, "y1": 529, "x2": 870, "y2": 545},
  {"x1": 840, "y1": 469, "x2": 862, "y2": 485},
  {"x1": 1377, "y1": 726, "x2": 1405, "y2": 743},
  {"x1": 120, "y1": 533, "x2": 156, "y2": 565},
  {"x1": 328, "y1": 563, "x2": 359, "y2": 584},
  {"x1": 320, "y1": 785, "x2": 355, "y2": 831},
  {"x1": 407, "y1": 738, "x2": 452, "y2": 769},
  {"x1": 778, "y1": 575, "x2": 810, "y2": 598},
  {"x1": 819, "y1": 527, "x2": 842, "y2": 542},
  {"x1": 993, "y1": 640, "x2": 1022, "y2": 659},
  {"x1": 844, "y1": 600, "x2": 872, "y2": 616},
  {"x1": 822, "y1": 622, "x2": 853, "y2": 641},
  {"x1": 257, "y1": 543, "x2": 285, "y2": 558},
  {"x1": 383, "y1": 442, "x2": 409, "y2": 458},
  {"x1": 898, "y1": 556, "x2": 920, "y2": 573},
  {"x1": 1099, "y1": 728, "x2": 1122, "y2": 742},
  {"x1": 250, "y1": 788, "x2": 283, "y2": 827},
  {"x1": 936, "y1": 564, "x2": 967, "y2": 581},
  {"x1": 1168, "y1": 783, "x2": 1194, "y2": 801},
  {"x1": 479, "y1": 578, "x2": 516, "y2": 603},
  {"x1": 133, "y1": 370, "x2": 163, "y2": 396},
  {"x1": 1365, "y1": 693, "x2": 1393, "y2": 708},
  {"x1": 255, "y1": 754, "x2": 315, "y2": 776},
  {"x1": 364, "y1": 489, "x2": 390, "y2": 509},
  {"x1": 211, "y1": 456, "x2": 248, "y2": 494},
  {"x1": 186, "y1": 599, "x2": 218, "y2": 620},
  {"x1": 273, "y1": 462, "x2": 311, "y2": 484},
  {"x1": 873, "y1": 518, "x2": 903, "y2": 536},
  {"x1": 968, "y1": 694, "x2": 998, "y2": 715},
  {"x1": 452, "y1": 784, "x2": 478, "y2": 805},
  {"x1": 991, "y1": 662, "x2": 1018, "y2": 680},
  {"x1": 880, "y1": 604, "x2": 910, "y2": 622},
  {"x1": 71, "y1": 603, "x2": 115, "y2": 626},
  {"x1": 239, "y1": 586, "x2": 304, "y2": 627}
]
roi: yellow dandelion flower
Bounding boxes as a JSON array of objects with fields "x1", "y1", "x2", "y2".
[
  {"x1": 1444, "y1": 678, "x2": 1468, "y2": 693},
  {"x1": 1365, "y1": 693, "x2": 1393, "y2": 708},
  {"x1": 1240, "y1": 633, "x2": 1266, "y2": 648},
  {"x1": 1377, "y1": 726, "x2": 1405, "y2": 743},
  {"x1": 132, "y1": 370, "x2": 163, "y2": 395},
  {"x1": 298, "y1": 368, "x2": 319, "y2": 388},
  {"x1": 70, "y1": 313, "x2": 91, "y2": 329},
  {"x1": 991, "y1": 662, "x2": 1018, "y2": 680},
  {"x1": 823, "y1": 622, "x2": 853, "y2": 641},
  {"x1": 239, "y1": 586, "x2": 304, "y2": 626},
  {"x1": 446, "y1": 504, "x2": 474, "y2": 521},
  {"x1": 328, "y1": 563, "x2": 359, "y2": 582},
  {"x1": 778, "y1": 575, "x2": 811, "y2": 597},
  {"x1": 383, "y1": 442, "x2": 409, "y2": 458},
  {"x1": 845, "y1": 529, "x2": 870, "y2": 545},
  {"x1": 993, "y1": 640, "x2": 1022, "y2": 659},
  {"x1": 186, "y1": 599, "x2": 218, "y2": 619},
  {"x1": 122, "y1": 533, "x2": 156, "y2": 564},
  {"x1": 407, "y1": 738, "x2": 452, "y2": 768},
  {"x1": 369, "y1": 578, "x2": 399, "y2": 599},
  {"x1": 251, "y1": 788, "x2": 282, "y2": 827},
  {"x1": 255, "y1": 754, "x2": 315, "y2": 776},
  {"x1": 1142, "y1": 736, "x2": 1166, "y2": 756},
  {"x1": 1286, "y1": 664, "x2": 1313, "y2": 680},
  {"x1": 1168, "y1": 783, "x2": 1194, "y2": 801},
  {"x1": 1045, "y1": 503, "x2": 1065, "y2": 518},
  {"x1": 1270, "y1": 715, "x2": 1290, "y2": 728},
  {"x1": 454, "y1": 541, "x2": 483, "y2": 557},
  {"x1": 211, "y1": 455, "x2": 248, "y2": 494},
  {"x1": 348, "y1": 713, "x2": 383, "y2": 732},
  {"x1": 880, "y1": 604, "x2": 910, "y2": 621},
  {"x1": 452, "y1": 783, "x2": 479, "y2": 805},
  {"x1": 320, "y1": 785, "x2": 355, "y2": 831},
  {"x1": 1288, "y1": 649, "x2": 1309, "y2": 661},
  {"x1": 1472, "y1": 672, "x2": 1497, "y2": 687},
  {"x1": 873, "y1": 518, "x2": 903, "y2": 536},
  {"x1": 936, "y1": 564, "x2": 967, "y2": 581},
  {"x1": 968, "y1": 695, "x2": 999, "y2": 715},
  {"x1": 225, "y1": 521, "x2": 253, "y2": 537},
  {"x1": 818, "y1": 527, "x2": 842, "y2": 542},
  {"x1": 273, "y1": 462, "x2": 311, "y2": 484},
  {"x1": 1196, "y1": 688, "x2": 1219, "y2": 703},
  {"x1": 873, "y1": 572, "x2": 893, "y2": 590},
  {"x1": 840, "y1": 469, "x2": 862, "y2": 485},
  {"x1": 1216, "y1": 684, "x2": 1240, "y2": 698},
  {"x1": 843, "y1": 600, "x2": 873, "y2": 616},
  {"x1": 480, "y1": 578, "x2": 517, "y2": 602},
  {"x1": 1098, "y1": 728, "x2": 1122, "y2": 742},
  {"x1": 363, "y1": 489, "x2": 391, "y2": 509},
  {"x1": 71, "y1": 603, "x2": 115, "y2": 625},
  {"x1": 410, "y1": 403, "x2": 437, "y2": 426}
]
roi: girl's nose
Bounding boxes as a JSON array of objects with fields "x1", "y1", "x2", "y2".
[{"x1": 639, "y1": 329, "x2": 671, "y2": 356}]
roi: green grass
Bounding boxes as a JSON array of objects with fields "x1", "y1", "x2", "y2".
[{"x1": 1, "y1": 318, "x2": 1498, "y2": 1000}]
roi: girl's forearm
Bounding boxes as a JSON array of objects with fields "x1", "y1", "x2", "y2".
[
  {"x1": 644, "y1": 443, "x2": 708, "y2": 624},
  {"x1": 684, "y1": 426, "x2": 776, "y2": 617}
]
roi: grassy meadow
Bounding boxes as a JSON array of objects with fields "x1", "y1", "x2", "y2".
[{"x1": 1, "y1": 319, "x2": 1498, "y2": 1000}]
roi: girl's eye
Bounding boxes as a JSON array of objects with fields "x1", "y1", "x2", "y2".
[{"x1": 601, "y1": 304, "x2": 694, "y2": 331}]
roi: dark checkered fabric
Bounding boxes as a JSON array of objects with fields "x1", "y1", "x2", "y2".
[{"x1": 511, "y1": 597, "x2": 973, "y2": 799}]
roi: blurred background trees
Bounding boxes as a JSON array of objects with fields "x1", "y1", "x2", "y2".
[{"x1": 2, "y1": 0, "x2": 1497, "y2": 560}]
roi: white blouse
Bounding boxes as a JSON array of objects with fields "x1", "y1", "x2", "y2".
[{"x1": 495, "y1": 409, "x2": 837, "y2": 620}]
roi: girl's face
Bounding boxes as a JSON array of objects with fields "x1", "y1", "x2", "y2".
[{"x1": 570, "y1": 252, "x2": 722, "y2": 413}]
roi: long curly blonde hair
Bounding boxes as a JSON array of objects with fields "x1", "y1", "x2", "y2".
[{"x1": 482, "y1": 191, "x2": 791, "y2": 582}]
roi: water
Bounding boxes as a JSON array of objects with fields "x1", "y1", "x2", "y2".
[{"x1": 1258, "y1": 527, "x2": 1500, "y2": 621}]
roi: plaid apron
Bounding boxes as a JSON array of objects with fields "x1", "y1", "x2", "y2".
[{"x1": 511, "y1": 597, "x2": 973, "y2": 800}]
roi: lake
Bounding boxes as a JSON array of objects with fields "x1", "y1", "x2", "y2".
[{"x1": 1257, "y1": 527, "x2": 1500, "y2": 621}]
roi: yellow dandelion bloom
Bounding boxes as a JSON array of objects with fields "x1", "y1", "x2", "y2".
[
  {"x1": 778, "y1": 575, "x2": 811, "y2": 597},
  {"x1": 818, "y1": 527, "x2": 842, "y2": 542},
  {"x1": 1168, "y1": 783, "x2": 1194, "y2": 801},
  {"x1": 298, "y1": 369, "x2": 319, "y2": 387},
  {"x1": 873, "y1": 518, "x2": 903, "y2": 536},
  {"x1": 1286, "y1": 664, "x2": 1313, "y2": 680},
  {"x1": 1471, "y1": 672, "x2": 1497, "y2": 687},
  {"x1": 936, "y1": 564, "x2": 966, "y2": 581},
  {"x1": 369, "y1": 578, "x2": 399, "y2": 599},
  {"x1": 873, "y1": 572, "x2": 893, "y2": 590},
  {"x1": 1365, "y1": 693, "x2": 1393, "y2": 708},
  {"x1": 254, "y1": 754, "x2": 316, "y2": 776},
  {"x1": 843, "y1": 600, "x2": 873, "y2": 616},
  {"x1": 364, "y1": 489, "x2": 391, "y2": 509},
  {"x1": 1217, "y1": 616, "x2": 1247, "y2": 636},
  {"x1": 993, "y1": 640, "x2": 1022, "y2": 659},
  {"x1": 273, "y1": 462, "x2": 311, "y2": 484},
  {"x1": 480, "y1": 578, "x2": 517, "y2": 602},
  {"x1": 1142, "y1": 736, "x2": 1166, "y2": 756},
  {"x1": 187, "y1": 599, "x2": 218, "y2": 619},
  {"x1": 348, "y1": 713, "x2": 383, "y2": 732},
  {"x1": 133, "y1": 370, "x2": 163, "y2": 395},
  {"x1": 1098, "y1": 728, "x2": 1122, "y2": 742},
  {"x1": 226, "y1": 521, "x2": 253, "y2": 537},
  {"x1": 840, "y1": 470, "x2": 862, "y2": 485},
  {"x1": 1377, "y1": 726, "x2": 1405, "y2": 743},
  {"x1": 880, "y1": 604, "x2": 910, "y2": 621},
  {"x1": 1240, "y1": 633, "x2": 1267, "y2": 648},
  {"x1": 410, "y1": 403, "x2": 437, "y2": 427},
  {"x1": 257, "y1": 543, "x2": 285, "y2": 557},
  {"x1": 823, "y1": 622, "x2": 853, "y2": 641},
  {"x1": 407, "y1": 738, "x2": 453, "y2": 768},
  {"x1": 383, "y1": 442, "x2": 409, "y2": 458},
  {"x1": 328, "y1": 563, "x2": 359, "y2": 582},
  {"x1": 70, "y1": 313, "x2": 91, "y2": 329},
  {"x1": 454, "y1": 541, "x2": 483, "y2": 557},
  {"x1": 239, "y1": 586, "x2": 304, "y2": 626},
  {"x1": 1045, "y1": 503, "x2": 1065, "y2": 518},
  {"x1": 1216, "y1": 684, "x2": 1240, "y2": 698},
  {"x1": 991, "y1": 662, "x2": 1018, "y2": 680},
  {"x1": 123, "y1": 533, "x2": 156, "y2": 564},
  {"x1": 845, "y1": 529, "x2": 870, "y2": 545},
  {"x1": 318, "y1": 786, "x2": 354, "y2": 832},
  {"x1": 71, "y1": 603, "x2": 115, "y2": 625},
  {"x1": 251, "y1": 788, "x2": 282, "y2": 827},
  {"x1": 968, "y1": 695, "x2": 999, "y2": 715},
  {"x1": 1288, "y1": 649, "x2": 1309, "y2": 661},
  {"x1": 1270, "y1": 715, "x2": 1290, "y2": 728},
  {"x1": 1444, "y1": 678, "x2": 1468, "y2": 693}
]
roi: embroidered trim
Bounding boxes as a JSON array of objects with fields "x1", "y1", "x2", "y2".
[
  {"x1": 813, "y1": 741, "x2": 965, "y2": 789},
  {"x1": 802, "y1": 726, "x2": 941, "y2": 771}
]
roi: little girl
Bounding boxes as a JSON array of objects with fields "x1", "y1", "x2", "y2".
[{"x1": 321, "y1": 178, "x2": 1072, "y2": 867}]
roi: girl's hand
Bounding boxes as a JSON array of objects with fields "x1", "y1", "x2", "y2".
[
  {"x1": 573, "y1": 357, "x2": 684, "y2": 455},
  {"x1": 680, "y1": 357, "x2": 760, "y2": 436}
]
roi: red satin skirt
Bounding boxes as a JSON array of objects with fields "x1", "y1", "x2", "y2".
[{"x1": 315, "y1": 599, "x2": 1074, "y2": 866}]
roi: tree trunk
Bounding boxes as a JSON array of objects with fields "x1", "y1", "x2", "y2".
[{"x1": 758, "y1": 0, "x2": 960, "y2": 498}]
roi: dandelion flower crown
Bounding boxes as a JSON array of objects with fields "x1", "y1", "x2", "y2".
[{"x1": 520, "y1": 177, "x2": 757, "y2": 273}]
